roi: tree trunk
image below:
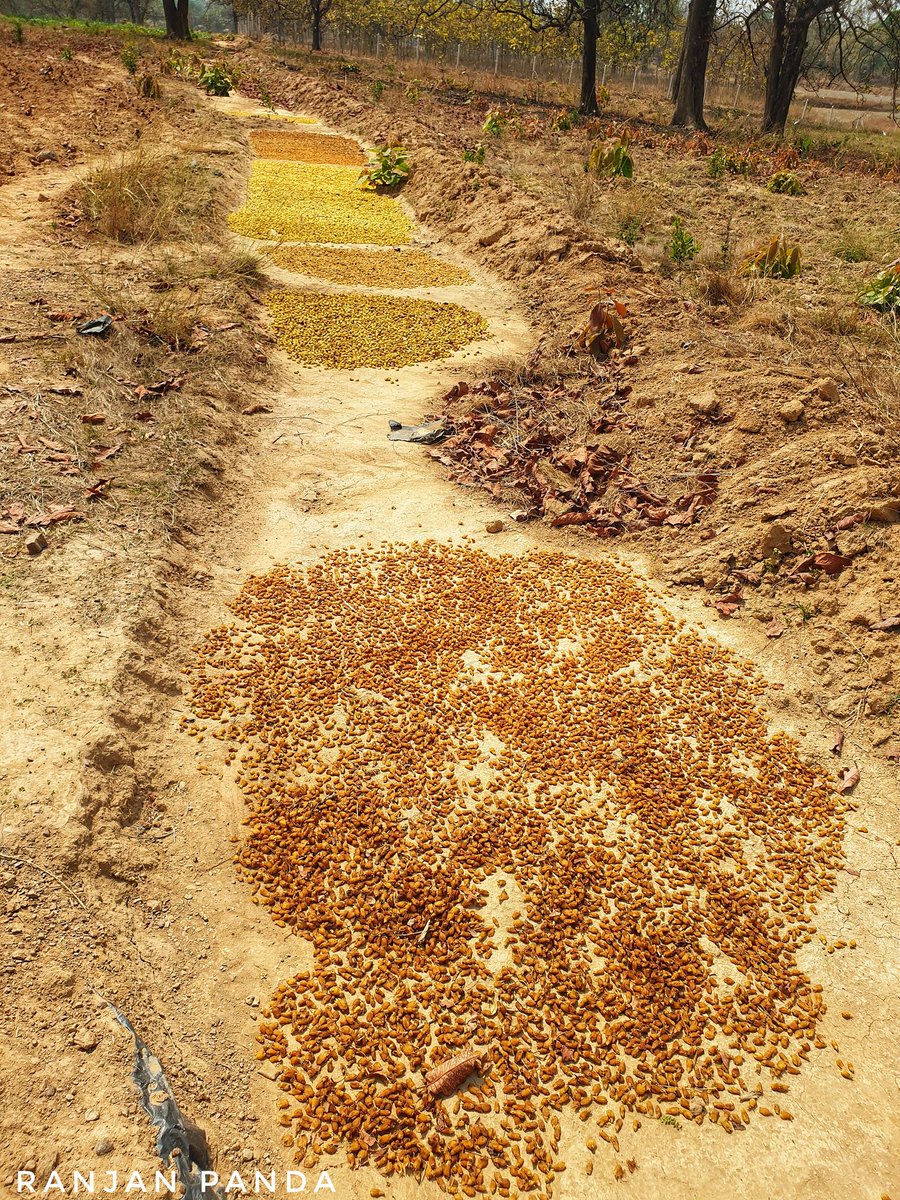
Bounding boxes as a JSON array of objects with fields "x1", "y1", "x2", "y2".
[
  {"x1": 671, "y1": 0, "x2": 716, "y2": 129},
  {"x1": 311, "y1": 0, "x2": 323, "y2": 50},
  {"x1": 162, "y1": 0, "x2": 190, "y2": 39},
  {"x1": 578, "y1": 0, "x2": 599, "y2": 115},
  {"x1": 762, "y1": 12, "x2": 812, "y2": 132}
]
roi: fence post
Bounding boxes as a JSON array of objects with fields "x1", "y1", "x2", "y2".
[
  {"x1": 456, "y1": 42, "x2": 461, "y2": 69},
  {"x1": 375, "y1": 32, "x2": 380, "y2": 57},
  {"x1": 631, "y1": 64, "x2": 638, "y2": 93}
]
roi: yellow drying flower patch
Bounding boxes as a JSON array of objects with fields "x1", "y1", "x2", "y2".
[
  {"x1": 269, "y1": 245, "x2": 473, "y2": 289},
  {"x1": 228, "y1": 161, "x2": 412, "y2": 245},
  {"x1": 264, "y1": 291, "x2": 487, "y2": 369},
  {"x1": 249, "y1": 130, "x2": 364, "y2": 166}
]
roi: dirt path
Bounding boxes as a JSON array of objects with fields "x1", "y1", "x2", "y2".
[
  {"x1": 1, "y1": 93, "x2": 896, "y2": 1200},
  {"x1": 159, "y1": 100, "x2": 899, "y2": 1199}
]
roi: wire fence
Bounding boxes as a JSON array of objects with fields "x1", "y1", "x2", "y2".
[{"x1": 240, "y1": 15, "x2": 897, "y2": 133}]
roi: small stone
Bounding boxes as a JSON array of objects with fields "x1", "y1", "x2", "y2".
[
  {"x1": 85, "y1": 1110, "x2": 100, "y2": 1123},
  {"x1": 735, "y1": 410, "x2": 764, "y2": 434},
  {"x1": 868, "y1": 500, "x2": 900, "y2": 524},
  {"x1": 688, "y1": 391, "x2": 719, "y2": 417},
  {"x1": 758, "y1": 523, "x2": 792, "y2": 556},
  {"x1": 478, "y1": 225, "x2": 508, "y2": 248},
  {"x1": 826, "y1": 693, "x2": 856, "y2": 719},
  {"x1": 779, "y1": 399, "x2": 805, "y2": 423},
  {"x1": 25, "y1": 530, "x2": 48, "y2": 555},
  {"x1": 815, "y1": 378, "x2": 840, "y2": 404},
  {"x1": 145, "y1": 899, "x2": 162, "y2": 913},
  {"x1": 73, "y1": 1026, "x2": 99, "y2": 1051},
  {"x1": 95, "y1": 1139, "x2": 114, "y2": 1156},
  {"x1": 485, "y1": 520, "x2": 504, "y2": 534},
  {"x1": 241, "y1": 1149, "x2": 255, "y2": 1164},
  {"x1": 33, "y1": 149, "x2": 59, "y2": 163}
]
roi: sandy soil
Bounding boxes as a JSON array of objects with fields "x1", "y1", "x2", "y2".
[{"x1": 0, "y1": 31, "x2": 898, "y2": 1200}]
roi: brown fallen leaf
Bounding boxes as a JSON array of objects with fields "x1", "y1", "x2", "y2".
[
  {"x1": 830, "y1": 728, "x2": 845, "y2": 756},
  {"x1": 870, "y1": 615, "x2": 900, "y2": 631},
  {"x1": 91, "y1": 442, "x2": 123, "y2": 465},
  {"x1": 764, "y1": 617, "x2": 786, "y2": 638},
  {"x1": 425, "y1": 1048, "x2": 481, "y2": 1099},
  {"x1": 134, "y1": 411, "x2": 155, "y2": 422},
  {"x1": 834, "y1": 512, "x2": 865, "y2": 531},
  {"x1": 837, "y1": 764, "x2": 860, "y2": 794},
  {"x1": 81, "y1": 412, "x2": 106, "y2": 424},
  {"x1": 814, "y1": 552, "x2": 853, "y2": 575},
  {"x1": 85, "y1": 478, "x2": 112, "y2": 499},
  {"x1": 26, "y1": 505, "x2": 84, "y2": 527},
  {"x1": 242, "y1": 403, "x2": 272, "y2": 416},
  {"x1": 882, "y1": 743, "x2": 900, "y2": 760},
  {"x1": 0, "y1": 521, "x2": 21, "y2": 534}
]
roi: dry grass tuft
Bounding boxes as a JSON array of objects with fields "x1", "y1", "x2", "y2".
[
  {"x1": 695, "y1": 266, "x2": 747, "y2": 309},
  {"x1": 77, "y1": 142, "x2": 213, "y2": 244}
]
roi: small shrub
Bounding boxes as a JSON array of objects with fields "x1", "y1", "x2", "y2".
[
  {"x1": 666, "y1": 216, "x2": 700, "y2": 265},
  {"x1": 198, "y1": 61, "x2": 236, "y2": 96},
  {"x1": 121, "y1": 43, "x2": 139, "y2": 75},
  {"x1": 462, "y1": 144, "x2": 485, "y2": 165},
  {"x1": 482, "y1": 110, "x2": 503, "y2": 136},
  {"x1": 11, "y1": 18, "x2": 24, "y2": 43},
  {"x1": 404, "y1": 81, "x2": 420, "y2": 103},
  {"x1": 371, "y1": 79, "x2": 385, "y2": 101},
  {"x1": 586, "y1": 135, "x2": 633, "y2": 179},
  {"x1": 359, "y1": 146, "x2": 410, "y2": 190},
  {"x1": 552, "y1": 107, "x2": 579, "y2": 132},
  {"x1": 767, "y1": 170, "x2": 804, "y2": 195},
  {"x1": 739, "y1": 236, "x2": 801, "y2": 279},
  {"x1": 707, "y1": 147, "x2": 752, "y2": 179},
  {"x1": 338, "y1": 61, "x2": 360, "y2": 75},
  {"x1": 617, "y1": 215, "x2": 643, "y2": 246},
  {"x1": 60, "y1": 46, "x2": 73, "y2": 62},
  {"x1": 135, "y1": 73, "x2": 161, "y2": 98},
  {"x1": 258, "y1": 80, "x2": 275, "y2": 111},
  {"x1": 859, "y1": 261, "x2": 900, "y2": 313}
]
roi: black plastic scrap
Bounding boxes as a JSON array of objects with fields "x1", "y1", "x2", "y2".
[
  {"x1": 77, "y1": 314, "x2": 113, "y2": 336},
  {"x1": 387, "y1": 419, "x2": 451, "y2": 445},
  {"x1": 110, "y1": 1004, "x2": 224, "y2": 1200}
]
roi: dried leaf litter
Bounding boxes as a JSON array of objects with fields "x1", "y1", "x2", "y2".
[
  {"x1": 270, "y1": 245, "x2": 473, "y2": 290},
  {"x1": 264, "y1": 292, "x2": 487, "y2": 369},
  {"x1": 186, "y1": 544, "x2": 844, "y2": 1196},
  {"x1": 227, "y1": 161, "x2": 413, "y2": 245}
]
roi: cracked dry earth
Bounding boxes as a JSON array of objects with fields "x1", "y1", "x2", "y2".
[{"x1": 1, "y1": 95, "x2": 898, "y2": 1200}]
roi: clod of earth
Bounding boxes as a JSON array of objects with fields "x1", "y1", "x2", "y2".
[
  {"x1": 270, "y1": 245, "x2": 473, "y2": 290},
  {"x1": 264, "y1": 292, "x2": 487, "y2": 370},
  {"x1": 186, "y1": 544, "x2": 844, "y2": 1199},
  {"x1": 227, "y1": 161, "x2": 413, "y2": 245}
]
